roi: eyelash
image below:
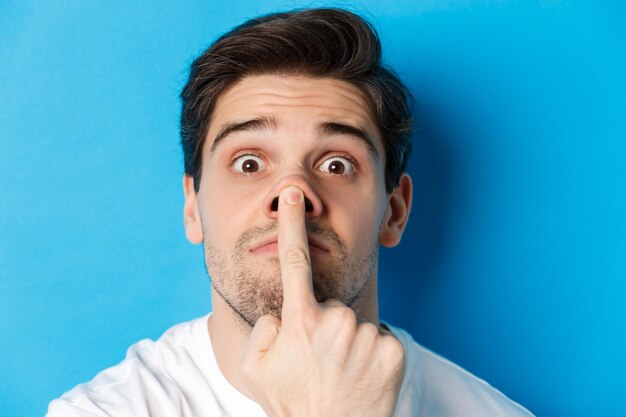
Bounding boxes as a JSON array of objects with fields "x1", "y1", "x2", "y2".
[
  {"x1": 321, "y1": 153, "x2": 359, "y2": 173},
  {"x1": 229, "y1": 152, "x2": 359, "y2": 174},
  {"x1": 229, "y1": 151, "x2": 263, "y2": 173}
]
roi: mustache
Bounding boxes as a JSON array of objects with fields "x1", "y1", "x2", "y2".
[{"x1": 234, "y1": 220, "x2": 347, "y2": 256}]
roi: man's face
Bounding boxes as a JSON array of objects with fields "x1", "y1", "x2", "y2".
[{"x1": 185, "y1": 75, "x2": 398, "y2": 327}]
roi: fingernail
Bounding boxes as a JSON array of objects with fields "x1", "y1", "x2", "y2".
[{"x1": 284, "y1": 186, "x2": 302, "y2": 205}]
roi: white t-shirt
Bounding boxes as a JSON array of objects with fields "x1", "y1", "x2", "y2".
[{"x1": 46, "y1": 314, "x2": 534, "y2": 417}]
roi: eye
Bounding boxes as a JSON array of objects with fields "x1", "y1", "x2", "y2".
[
  {"x1": 319, "y1": 156, "x2": 355, "y2": 175},
  {"x1": 232, "y1": 154, "x2": 267, "y2": 174}
]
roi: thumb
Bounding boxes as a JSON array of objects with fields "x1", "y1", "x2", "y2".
[{"x1": 242, "y1": 315, "x2": 281, "y2": 365}]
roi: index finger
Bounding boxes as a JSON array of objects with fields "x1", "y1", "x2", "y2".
[{"x1": 278, "y1": 186, "x2": 317, "y2": 316}]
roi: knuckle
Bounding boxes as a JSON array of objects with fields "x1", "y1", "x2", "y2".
[
  {"x1": 336, "y1": 306, "x2": 357, "y2": 324},
  {"x1": 356, "y1": 322, "x2": 380, "y2": 348},
  {"x1": 381, "y1": 335, "x2": 405, "y2": 364},
  {"x1": 360, "y1": 322, "x2": 380, "y2": 338},
  {"x1": 284, "y1": 246, "x2": 310, "y2": 266},
  {"x1": 326, "y1": 306, "x2": 357, "y2": 331}
]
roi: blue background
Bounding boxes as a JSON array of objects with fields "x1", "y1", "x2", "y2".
[{"x1": 1, "y1": 1, "x2": 625, "y2": 416}]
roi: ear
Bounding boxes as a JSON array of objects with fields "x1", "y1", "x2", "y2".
[
  {"x1": 183, "y1": 175, "x2": 203, "y2": 244},
  {"x1": 379, "y1": 173, "x2": 413, "y2": 248}
]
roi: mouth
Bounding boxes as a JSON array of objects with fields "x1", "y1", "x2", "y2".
[{"x1": 249, "y1": 234, "x2": 331, "y2": 255}]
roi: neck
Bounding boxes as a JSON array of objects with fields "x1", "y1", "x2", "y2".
[{"x1": 207, "y1": 274, "x2": 380, "y2": 401}]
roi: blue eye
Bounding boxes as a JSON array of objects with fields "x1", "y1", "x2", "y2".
[
  {"x1": 319, "y1": 156, "x2": 355, "y2": 175},
  {"x1": 233, "y1": 155, "x2": 267, "y2": 174}
]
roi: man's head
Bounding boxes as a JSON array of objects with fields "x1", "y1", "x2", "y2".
[
  {"x1": 180, "y1": 8, "x2": 413, "y2": 329},
  {"x1": 180, "y1": 8, "x2": 413, "y2": 194}
]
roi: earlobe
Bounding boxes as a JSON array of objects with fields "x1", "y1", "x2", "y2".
[
  {"x1": 183, "y1": 175, "x2": 203, "y2": 244},
  {"x1": 379, "y1": 173, "x2": 413, "y2": 248}
]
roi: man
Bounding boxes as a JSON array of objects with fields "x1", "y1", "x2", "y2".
[{"x1": 47, "y1": 8, "x2": 534, "y2": 417}]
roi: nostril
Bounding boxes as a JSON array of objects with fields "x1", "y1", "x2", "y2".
[
  {"x1": 304, "y1": 197, "x2": 313, "y2": 212},
  {"x1": 270, "y1": 196, "x2": 314, "y2": 212}
]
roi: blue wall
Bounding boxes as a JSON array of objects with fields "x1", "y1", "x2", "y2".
[{"x1": 1, "y1": 1, "x2": 624, "y2": 416}]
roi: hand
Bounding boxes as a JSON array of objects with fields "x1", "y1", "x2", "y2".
[{"x1": 239, "y1": 185, "x2": 405, "y2": 417}]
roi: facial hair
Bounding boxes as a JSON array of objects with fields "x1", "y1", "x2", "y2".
[{"x1": 201, "y1": 219, "x2": 378, "y2": 331}]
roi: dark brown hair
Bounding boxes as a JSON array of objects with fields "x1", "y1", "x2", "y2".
[{"x1": 180, "y1": 7, "x2": 413, "y2": 193}]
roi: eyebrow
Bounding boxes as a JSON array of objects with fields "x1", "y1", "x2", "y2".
[
  {"x1": 210, "y1": 116, "x2": 277, "y2": 152},
  {"x1": 316, "y1": 122, "x2": 379, "y2": 161},
  {"x1": 209, "y1": 116, "x2": 380, "y2": 161}
]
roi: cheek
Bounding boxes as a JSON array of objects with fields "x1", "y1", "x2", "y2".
[
  {"x1": 323, "y1": 186, "x2": 384, "y2": 244},
  {"x1": 199, "y1": 175, "x2": 268, "y2": 246}
]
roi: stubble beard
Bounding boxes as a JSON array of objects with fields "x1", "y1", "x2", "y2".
[{"x1": 201, "y1": 220, "x2": 378, "y2": 332}]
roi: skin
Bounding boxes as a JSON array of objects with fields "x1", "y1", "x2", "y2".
[{"x1": 182, "y1": 74, "x2": 412, "y2": 414}]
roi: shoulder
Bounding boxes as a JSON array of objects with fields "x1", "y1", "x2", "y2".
[
  {"x1": 388, "y1": 325, "x2": 535, "y2": 417},
  {"x1": 46, "y1": 316, "x2": 210, "y2": 417}
]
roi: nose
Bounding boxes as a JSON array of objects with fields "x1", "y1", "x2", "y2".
[{"x1": 262, "y1": 175, "x2": 324, "y2": 219}]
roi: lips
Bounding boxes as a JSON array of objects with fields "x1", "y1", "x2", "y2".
[{"x1": 249, "y1": 234, "x2": 330, "y2": 253}]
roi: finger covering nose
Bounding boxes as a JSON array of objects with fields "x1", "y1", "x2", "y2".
[
  {"x1": 281, "y1": 186, "x2": 303, "y2": 205},
  {"x1": 271, "y1": 196, "x2": 314, "y2": 211},
  {"x1": 262, "y1": 175, "x2": 324, "y2": 219}
]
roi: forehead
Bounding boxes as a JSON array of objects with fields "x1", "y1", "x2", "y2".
[{"x1": 208, "y1": 74, "x2": 382, "y2": 149}]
